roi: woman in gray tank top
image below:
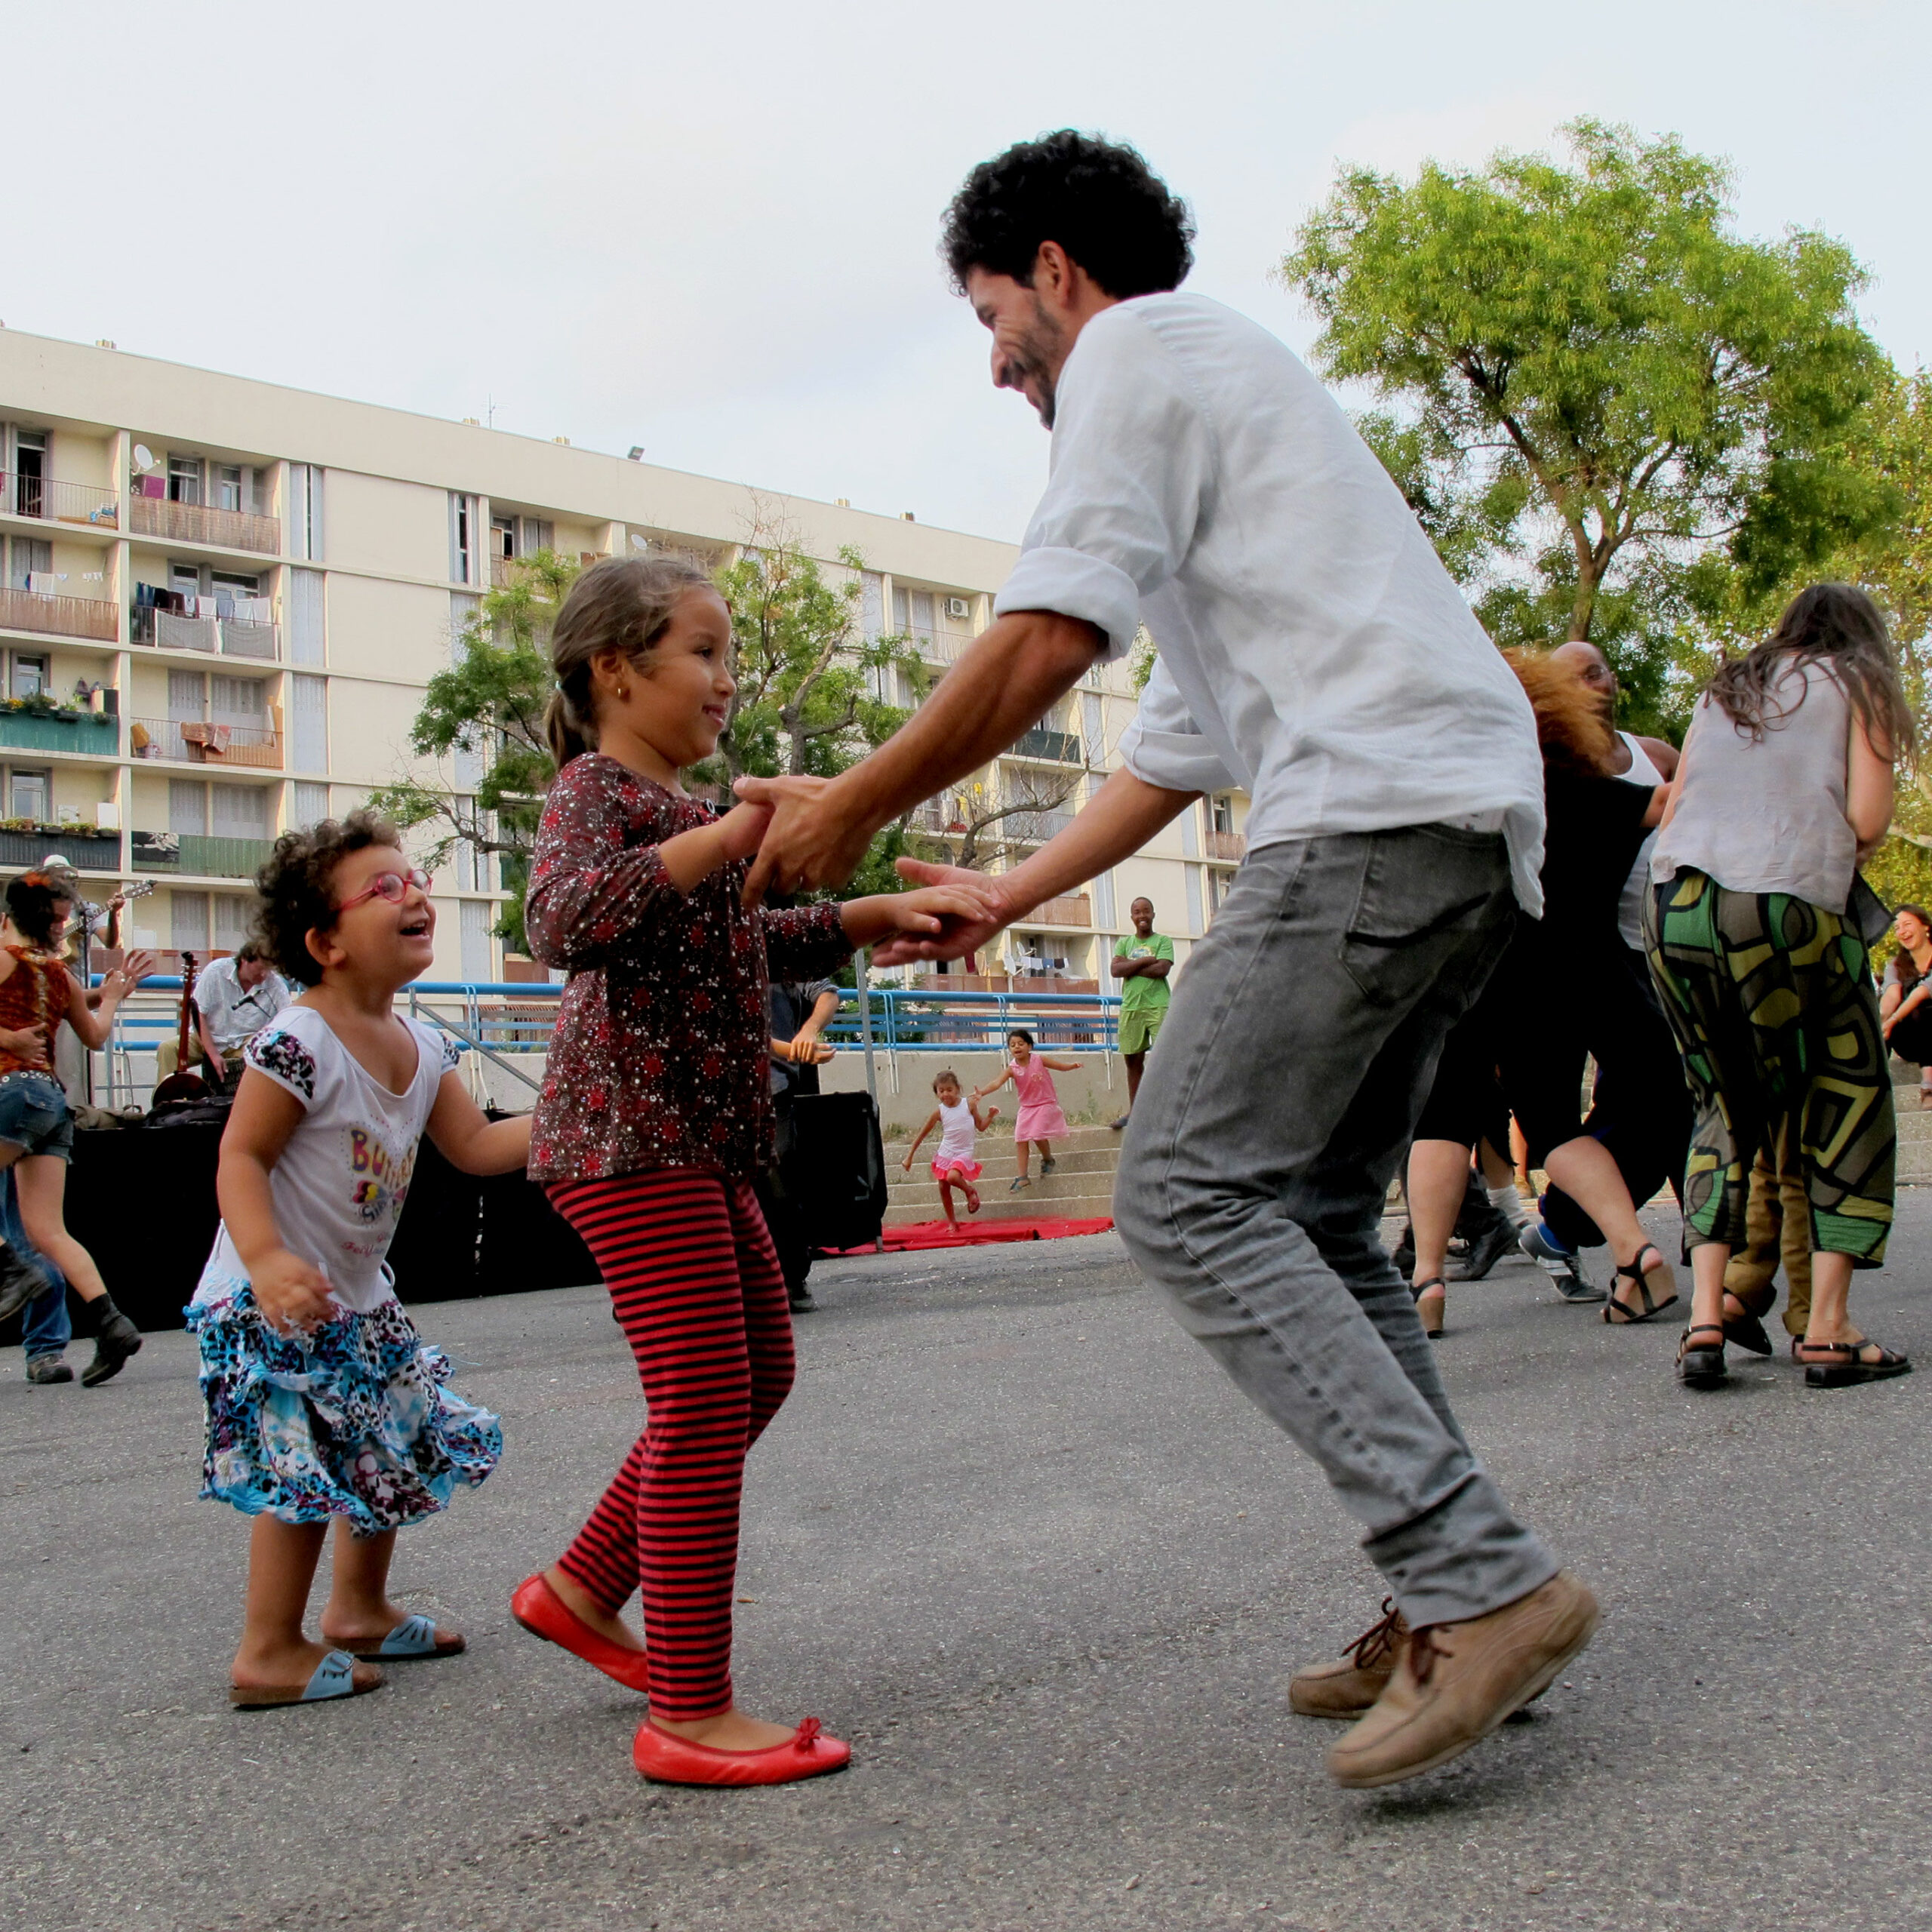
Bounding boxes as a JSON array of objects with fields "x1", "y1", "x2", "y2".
[{"x1": 1646, "y1": 583, "x2": 1912, "y2": 1392}]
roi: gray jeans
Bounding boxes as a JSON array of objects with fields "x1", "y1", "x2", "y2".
[{"x1": 1115, "y1": 826, "x2": 1558, "y2": 1628}]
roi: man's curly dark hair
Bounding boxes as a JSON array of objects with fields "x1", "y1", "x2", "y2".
[
  {"x1": 940, "y1": 131, "x2": 1195, "y2": 298},
  {"x1": 251, "y1": 809, "x2": 402, "y2": 986}
]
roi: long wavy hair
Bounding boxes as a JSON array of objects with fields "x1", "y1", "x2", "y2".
[
  {"x1": 1501, "y1": 648, "x2": 1618, "y2": 775},
  {"x1": 1705, "y1": 583, "x2": 1915, "y2": 762}
]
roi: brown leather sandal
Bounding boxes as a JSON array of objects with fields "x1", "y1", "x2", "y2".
[{"x1": 1603, "y1": 1243, "x2": 1678, "y2": 1324}]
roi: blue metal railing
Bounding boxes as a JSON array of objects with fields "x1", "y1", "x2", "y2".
[{"x1": 98, "y1": 977, "x2": 1125, "y2": 1063}]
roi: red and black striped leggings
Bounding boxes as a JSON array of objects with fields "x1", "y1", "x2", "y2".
[{"x1": 546, "y1": 1168, "x2": 794, "y2": 1719}]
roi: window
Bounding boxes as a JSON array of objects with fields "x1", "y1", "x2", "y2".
[
  {"x1": 891, "y1": 586, "x2": 935, "y2": 645},
  {"x1": 215, "y1": 465, "x2": 245, "y2": 513},
  {"x1": 449, "y1": 493, "x2": 478, "y2": 585},
  {"x1": 291, "y1": 675, "x2": 328, "y2": 771},
  {"x1": 291, "y1": 569, "x2": 325, "y2": 666},
  {"x1": 293, "y1": 781, "x2": 328, "y2": 826},
  {"x1": 1081, "y1": 691, "x2": 1104, "y2": 763},
  {"x1": 170, "y1": 561, "x2": 201, "y2": 603},
  {"x1": 9, "y1": 768, "x2": 48, "y2": 820},
  {"x1": 288, "y1": 465, "x2": 324, "y2": 561},
  {"x1": 171, "y1": 891, "x2": 210, "y2": 952},
  {"x1": 1211, "y1": 795, "x2": 1236, "y2": 835},
  {"x1": 11, "y1": 430, "x2": 44, "y2": 518},
  {"x1": 214, "y1": 894, "x2": 252, "y2": 952},
  {"x1": 11, "y1": 654, "x2": 48, "y2": 700},
  {"x1": 460, "y1": 899, "x2": 493, "y2": 981},
  {"x1": 1093, "y1": 868, "x2": 1116, "y2": 930},
  {"x1": 5, "y1": 537, "x2": 50, "y2": 590},
  {"x1": 448, "y1": 591, "x2": 479, "y2": 667},
  {"x1": 1184, "y1": 863, "x2": 1204, "y2": 935},
  {"x1": 211, "y1": 783, "x2": 267, "y2": 838},
  {"x1": 169, "y1": 778, "x2": 208, "y2": 835},
  {"x1": 860, "y1": 571, "x2": 884, "y2": 638},
  {"x1": 168, "y1": 454, "x2": 203, "y2": 506}
]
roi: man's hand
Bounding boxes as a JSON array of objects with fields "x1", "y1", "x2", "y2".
[
  {"x1": 733, "y1": 774, "x2": 872, "y2": 904},
  {"x1": 0, "y1": 1023, "x2": 48, "y2": 1068},
  {"x1": 869, "y1": 860, "x2": 1021, "y2": 968}
]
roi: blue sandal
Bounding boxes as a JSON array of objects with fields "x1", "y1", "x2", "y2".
[
  {"x1": 229, "y1": 1648, "x2": 383, "y2": 1709},
  {"x1": 344, "y1": 1613, "x2": 465, "y2": 1662}
]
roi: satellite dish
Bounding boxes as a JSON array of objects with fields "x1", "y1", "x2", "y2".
[
  {"x1": 629, "y1": 533, "x2": 651, "y2": 551},
  {"x1": 132, "y1": 445, "x2": 155, "y2": 471}
]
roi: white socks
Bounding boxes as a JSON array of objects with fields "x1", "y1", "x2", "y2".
[{"x1": 1488, "y1": 1183, "x2": 1531, "y2": 1229}]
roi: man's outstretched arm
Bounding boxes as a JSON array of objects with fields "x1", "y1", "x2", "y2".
[
  {"x1": 871, "y1": 768, "x2": 1201, "y2": 968},
  {"x1": 738, "y1": 608, "x2": 1103, "y2": 900}
]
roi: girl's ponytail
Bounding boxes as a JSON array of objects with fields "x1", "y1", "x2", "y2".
[{"x1": 545, "y1": 555, "x2": 715, "y2": 773}]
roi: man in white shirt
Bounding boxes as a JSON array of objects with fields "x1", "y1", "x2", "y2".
[
  {"x1": 738, "y1": 131, "x2": 1595, "y2": 1788},
  {"x1": 192, "y1": 941, "x2": 291, "y2": 1089}
]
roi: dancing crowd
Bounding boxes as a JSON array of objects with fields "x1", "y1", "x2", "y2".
[{"x1": 3, "y1": 131, "x2": 1917, "y2": 1802}]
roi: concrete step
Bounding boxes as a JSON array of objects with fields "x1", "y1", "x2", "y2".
[
  {"x1": 890, "y1": 1144, "x2": 1119, "y2": 1188},
  {"x1": 884, "y1": 1162, "x2": 1118, "y2": 1226}
]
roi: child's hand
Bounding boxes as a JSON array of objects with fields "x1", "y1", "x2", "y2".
[
  {"x1": 901, "y1": 1153, "x2": 914, "y2": 1172},
  {"x1": 251, "y1": 1249, "x2": 337, "y2": 1334},
  {"x1": 715, "y1": 799, "x2": 775, "y2": 864}
]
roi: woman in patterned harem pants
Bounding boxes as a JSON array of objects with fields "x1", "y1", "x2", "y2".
[
  {"x1": 1645, "y1": 584, "x2": 1913, "y2": 1391},
  {"x1": 1645, "y1": 875, "x2": 1895, "y2": 1263}
]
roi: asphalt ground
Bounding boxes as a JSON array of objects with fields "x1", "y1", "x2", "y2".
[{"x1": 3, "y1": 1200, "x2": 1928, "y2": 1932}]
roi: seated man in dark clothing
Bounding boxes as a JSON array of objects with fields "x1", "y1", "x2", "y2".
[{"x1": 759, "y1": 977, "x2": 840, "y2": 1312}]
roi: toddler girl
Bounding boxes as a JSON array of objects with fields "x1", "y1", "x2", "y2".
[
  {"x1": 976, "y1": 1028, "x2": 1078, "y2": 1191},
  {"x1": 510, "y1": 556, "x2": 983, "y2": 1788},
  {"x1": 902, "y1": 1069, "x2": 998, "y2": 1226},
  {"x1": 193, "y1": 813, "x2": 530, "y2": 1707}
]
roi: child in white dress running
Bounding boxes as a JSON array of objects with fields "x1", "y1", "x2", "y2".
[
  {"x1": 192, "y1": 812, "x2": 532, "y2": 1708},
  {"x1": 901, "y1": 1069, "x2": 998, "y2": 1226}
]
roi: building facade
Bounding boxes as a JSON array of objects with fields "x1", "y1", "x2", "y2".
[{"x1": 0, "y1": 330, "x2": 1247, "y2": 983}]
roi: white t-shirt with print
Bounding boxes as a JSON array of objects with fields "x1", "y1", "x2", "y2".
[{"x1": 193, "y1": 1004, "x2": 459, "y2": 1314}]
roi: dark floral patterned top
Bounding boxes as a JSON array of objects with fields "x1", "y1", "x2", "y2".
[{"x1": 526, "y1": 755, "x2": 851, "y2": 1184}]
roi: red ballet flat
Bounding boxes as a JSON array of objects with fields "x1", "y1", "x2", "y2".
[
  {"x1": 509, "y1": 1573, "x2": 652, "y2": 1695},
  {"x1": 632, "y1": 1715, "x2": 851, "y2": 1787}
]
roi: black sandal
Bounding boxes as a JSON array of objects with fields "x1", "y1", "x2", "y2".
[
  {"x1": 1603, "y1": 1243, "x2": 1678, "y2": 1324},
  {"x1": 1721, "y1": 1284, "x2": 1776, "y2": 1357},
  {"x1": 1795, "y1": 1338, "x2": 1913, "y2": 1389},
  {"x1": 1676, "y1": 1321, "x2": 1727, "y2": 1389},
  {"x1": 1411, "y1": 1276, "x2": 1446, "y2": 1340}
]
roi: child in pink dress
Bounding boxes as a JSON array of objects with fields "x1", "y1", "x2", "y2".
[{"x1": 975, "y1": 1029, "x2": 1078, "y2": 1192}]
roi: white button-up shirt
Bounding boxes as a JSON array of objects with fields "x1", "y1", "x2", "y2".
[
  {"x1": 192, "y1": 953, "x2": 292, "y2": 1055},
  {"x1": 992, "y1": 292, "x2": 1546, "y2": 913}
]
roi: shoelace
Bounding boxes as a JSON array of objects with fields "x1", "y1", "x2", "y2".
[
  {"x1": 1346, "y1": 1598, "x2": 1404, "y2": 1669},
  {"x1": 794, "y1": 1717, "x2": 823, "y2": 1752},
  {"x1": 1407, "y1": 1623, "x2": 1451, "y2": 1687}
]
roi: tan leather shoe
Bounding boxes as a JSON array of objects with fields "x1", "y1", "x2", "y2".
[
  {"x1": 1325, "y1": 1571, "x2": 1598, "y2": 1789},
  {"x1": 1289, "y1": 1598, "x2": 1408, "y2": 1718}
]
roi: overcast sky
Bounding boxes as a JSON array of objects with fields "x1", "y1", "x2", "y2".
[{"x1": 7, "y1": 0, "x2": 1923, "y2": 546}]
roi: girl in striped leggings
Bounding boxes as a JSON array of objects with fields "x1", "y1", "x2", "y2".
[{"x1": 507, "y1": 557, "x2": 987, "y2": 1788}]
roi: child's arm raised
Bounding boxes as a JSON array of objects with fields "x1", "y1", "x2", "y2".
[
  {"x1": 425, "y1": 1075, "x2": 533, "y2": 1176},
  {"x1": 902, "y1": 1108, "x2": 941, "y2": 1171},
  {"x1": 836, "y1": 883, "x2": 1005, "y2": 952},
  {"x1": 527, "y1": 769, "x2": 772, "y2": 971},
  {"x1": 217, "y1": 1069, "x2": 337, "y2": 1333},
  {"x1": 1041, "y1": 1054, "x2": 1081, "y2": 1072},
  {"x1": 974, "y1": 1066, "x2": 1015, "y2": 1100},
  {"x1": 969, "y1": 1098, "x2": 999, "y2": 1131}
]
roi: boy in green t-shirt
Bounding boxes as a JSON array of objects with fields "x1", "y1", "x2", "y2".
[{"x1": 1109, "y1": 897, "x2": 1174, "y2": 1130}]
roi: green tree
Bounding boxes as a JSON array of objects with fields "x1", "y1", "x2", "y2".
[{"x1": 1282, "y1": 119, "x2": 1897, "y2": 736}]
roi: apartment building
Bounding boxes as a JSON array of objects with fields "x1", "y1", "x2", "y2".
[{"x1": 0, "y1": 328, "x2": 1248, "y2": 983}]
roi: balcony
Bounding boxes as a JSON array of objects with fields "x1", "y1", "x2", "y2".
[
  {"x1": 131, "y1": 607, "x2": 279, "y2": 659},
  {"x1": 1005, "y1": 809, "x2": 1075, "y2": 845},
  {"x1": 1204, "y1": 829, "x2": 1247, "y2": 863},
  {"x1": 0, "y1": 826, "x2": 121, "y2": 869},
  {"x1": 130, "y1": 490, "x2": 278, "y2": 553},
  {"x1": 3, "y1": 472, "x2": 120, "y2": 529},
  {"x1": 132, "y1": 830, "x2": 275, "y2": 879},
  {"x1": 1033, "y1": 894, "x2": 1092, "y2": 926},
  {"x1": 1010, "y1": 727, "x2": 1083, "y2": 764},
  {"x1": 0, "y1": 586, "x2": 118, "y2": 643},
  {"x1": 131, "y1": 717, "x2": 282, "y2": 770},
  {"x1": 0, "y1": 707, "x2": 120, "y2": 757}
]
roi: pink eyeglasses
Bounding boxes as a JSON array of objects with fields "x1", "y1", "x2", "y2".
[{"x1": 335, "y1": 866, "x2": 431, "y2": 913}]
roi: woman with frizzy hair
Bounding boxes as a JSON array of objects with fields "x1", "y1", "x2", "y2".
[{"x1": 1647, "y1": 583, "x2": 1914, "y2": 1392}]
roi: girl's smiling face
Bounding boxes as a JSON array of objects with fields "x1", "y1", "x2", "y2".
[
  {"x1": 310, "y1": 844, "x2": 436, "y2": 983},
  {"x1": 1897, "y1": 909, "x2": 1928, "y2": 951},
  {"x1": 936, "y1": 1076, "x2": 961, "y2": 1106},
  {"x1": 1008, "y1": 1034, "x2": 1032, "y2": 1063},
  {"x1": 592, "y1": 586, "x2": 735, "y2": 781}
]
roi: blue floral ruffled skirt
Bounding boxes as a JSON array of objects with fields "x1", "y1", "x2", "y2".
[{"x1": 188, "y1": 1279, "x2": 501, "y2": 1536}]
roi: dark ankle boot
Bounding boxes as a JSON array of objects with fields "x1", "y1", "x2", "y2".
[{"x1": 81, "y1": 1294, "x2": 143, "y2": 1388}]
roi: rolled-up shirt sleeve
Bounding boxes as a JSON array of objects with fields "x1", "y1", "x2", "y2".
[
  {"x1": 992, "y1": 309, "x2": 1212, "y2": 658},
  {"x1": 1117, "y1": 654, "x2": 1235, "y2": 795}
]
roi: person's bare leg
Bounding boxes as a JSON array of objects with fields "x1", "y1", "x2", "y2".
[
  {"x1": 1542, "y1": 1137, "x2": 1673, "y2": 1314},
  {"x1": 321, "y1": 1522, "x2": 461, "y2": 1650},
  {"x1": 651, "y1": 1706, "x2": 801, "y2": 1751},
  {"x1": 1687, "y1": 1240, "x2": 1729, "y2": 1336},
  {"x1": 1798, "y1": 1252, "x2": 1857, "y2": 1348},
  {"x1": 14, "y1": 1155, "x2": 109, "y2": 1306},
  {"x1": 231, "y1": 1515, "x2": 336, "y2": 1690},
  {"x1": 940, "y1": 1175, "x2": 961, "y2": 1227},
  {"x1": 542, "y1": 1565, "x2": 644, "y2": 1652},
  {"x1": 1405, "y1": 1139, "x2": 1467, "y2": 1332},
  {"x1": 1124, "y1": 1050, "x2": 1146, "y2": 1106}
]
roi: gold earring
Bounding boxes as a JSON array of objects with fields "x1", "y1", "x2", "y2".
[{"x1": 617, "y1": 685, "x2": 630, "y2": 703}]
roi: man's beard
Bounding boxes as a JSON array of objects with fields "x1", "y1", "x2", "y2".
[{"x1": 1011, "y1": 297, "x2": 1067, "y2": 427}]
